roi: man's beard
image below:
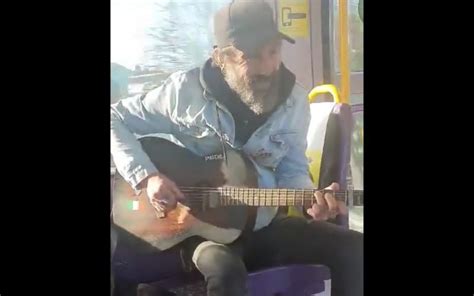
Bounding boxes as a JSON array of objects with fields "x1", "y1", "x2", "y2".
[{"x1": 223, "y1": 66, "x2": 280, "y2": 115}]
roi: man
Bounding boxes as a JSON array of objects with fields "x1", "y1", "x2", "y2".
[{"x1": 111, "y1": 1, "x2": 363, "y2": 295}]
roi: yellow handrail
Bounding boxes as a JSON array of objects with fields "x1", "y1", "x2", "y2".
[
  {"x1": 308, "y1": 84, "x2": 341, "y2": 104},
  {"x1": 338, "y1": 0, "x2": 350, "y2": 104},
  {"x1": 309, "y1": 1, "x2": 351, "y2": 105}
]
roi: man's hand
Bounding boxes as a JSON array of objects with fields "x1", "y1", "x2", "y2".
[
  {"x1": 140, "y1": 173, "x2": 185, "y2": 213},
  {"x1": 306, "y1": 182, "x2": 348, "y2": 221}
]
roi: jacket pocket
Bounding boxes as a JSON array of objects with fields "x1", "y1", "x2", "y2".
[{"x1": 248, "y1": 130, "x2": 298, "y2": 169}]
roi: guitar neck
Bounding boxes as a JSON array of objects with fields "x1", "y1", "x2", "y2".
[{"x1": 183, "y1": 187, "x2": 364, "y2": 207}]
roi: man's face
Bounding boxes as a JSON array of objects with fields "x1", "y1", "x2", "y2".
[{"x1": 222, "y1": 38, "x2": 282, "y2": 114}]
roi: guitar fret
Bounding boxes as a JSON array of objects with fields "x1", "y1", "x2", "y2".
[
  {"x1": 233, "y1": 187, "x2": 236, "y2": 205},
  {"x1": 235, "y1": 187, "x2": 238, "y2": 205},
  {"x1": 250, "y1": 188, "x2": 254, "y2": 206},
  {"x1": 223, "y1": 187, "x2": 226, "y2": 207},
  {"x1": 303, "y1": 189, "x2": 310, "y2": 207},
  {"x1": 222, "y1": 187, "x2": 225, "y2": 206},
  {"x1": 225, "y1": 187, "x2": 228, "y2": 206},
  {"x1": 247, "y1": 188, "x2": 249, "y2": 206},
  {"x1": 218, "y1": 187, "x2": 222, "y2": 206}
]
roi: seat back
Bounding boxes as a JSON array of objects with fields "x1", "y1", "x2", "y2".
[{"x1": 287, "y1": 102, "x2": 353, "y2": 227}]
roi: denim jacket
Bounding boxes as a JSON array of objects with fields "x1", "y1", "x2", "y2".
[{"x1": 111, "y1": 67, "x2": 315, "y2": 230}]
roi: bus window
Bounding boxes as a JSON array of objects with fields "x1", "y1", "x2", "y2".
[
  {"x1": 331, "y1": 0, "x2": 364, "y2": 232},
  {"x1": 111, "y1": 0, "x2": 231, "y2": 98}
]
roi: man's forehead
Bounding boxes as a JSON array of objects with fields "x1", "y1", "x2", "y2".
[{"x1": 242, "y1": 38, "x2": 282, "y2": 58}]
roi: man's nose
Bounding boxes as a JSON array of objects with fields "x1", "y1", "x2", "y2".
[{"x1": 256, "y1": 53, "x2": 278, "y2": 76}]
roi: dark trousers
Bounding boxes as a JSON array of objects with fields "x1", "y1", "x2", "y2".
[
  {"x1": 189, "y1": 216, "x2": 362, "y2": 296},
  {"x1": 112, "y1": 217, "x2": 363, "y2": 296}
]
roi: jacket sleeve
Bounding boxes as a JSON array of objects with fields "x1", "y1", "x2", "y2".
[{"x1": 111, "y1": 74, "x2": 180, "y2": 189}]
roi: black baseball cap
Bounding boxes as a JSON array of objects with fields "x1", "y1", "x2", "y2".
[{"x1": 213, "y1": 0, "x2": 295, "y2": 57}]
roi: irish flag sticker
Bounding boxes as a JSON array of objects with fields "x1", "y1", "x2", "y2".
[{"x1": 129, "y1": 200, "x2": 139, "y2": 211}]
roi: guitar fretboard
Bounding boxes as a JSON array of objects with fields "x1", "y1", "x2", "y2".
[{"x1": 180, "y1": 187, "x2": 363, "y2": 208}]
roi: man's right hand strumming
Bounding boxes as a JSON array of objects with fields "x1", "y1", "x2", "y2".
[{"x1": 140, "y1": 172, "x2": 185, "y2": 213}]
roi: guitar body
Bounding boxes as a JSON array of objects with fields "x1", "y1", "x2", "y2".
[{"x1": 112, "y1": 137, "x2": 258, "y2": 251}]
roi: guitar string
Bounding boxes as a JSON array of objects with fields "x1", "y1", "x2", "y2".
[
  {"x1": 177, "y1": 187, "x2": 362, "y2": 194},
  {"x1": 149, "y1": 194, "x2": 361, "y2": 205},
  {"x1": 131, "y1": 188, "x2": 361, "y2": 207},
  {"x1": 177, "y1": 188, "x2": 361, "y2": 196}
]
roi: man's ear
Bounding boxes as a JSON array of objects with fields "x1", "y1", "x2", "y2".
[{"x1": 211, "y1": 47, "x2": 224, "y2": 69}]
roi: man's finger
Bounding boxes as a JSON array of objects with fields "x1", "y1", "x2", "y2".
[
  {"x1": 152, "y1": 189, "x2": 176, "y2": 209},
  {"x1": 164, "y1": 189, "x2": 179, "y2": 207},
  {"x1": 169, "y1": 181, "x2": 185, "y2": 200},
  {"x1": 324, "y1": 191, "x2": 339, "y2": 216},
  {"x1": 307, "y1": 204, "x2": 328, "y2": 220},
  {"x1": 151, "y1": 200, "x2": 165, "y2": 212},
  {"x1": 326, "y1": 182, "x2": 340, "y2": 191},
  {"x1": 314, "y1": 191, "x2": 328, "y2": 212}
]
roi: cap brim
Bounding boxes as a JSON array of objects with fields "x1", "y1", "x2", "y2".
[
  {"x1": 233, "y1": 28, "x2": 295, "y2": 57},
  {"x1": 279, "y1": 32, "x2": 295, "y2": 44}
]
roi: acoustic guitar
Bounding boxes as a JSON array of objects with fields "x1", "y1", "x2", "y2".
[{"x1": 112, "y1": 137, "x2": 363, "y2": 251}]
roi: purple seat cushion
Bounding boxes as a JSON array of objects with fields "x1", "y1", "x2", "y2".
[{"x1": 247, "y1": 264, "x2": 329, "y2": 295}]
